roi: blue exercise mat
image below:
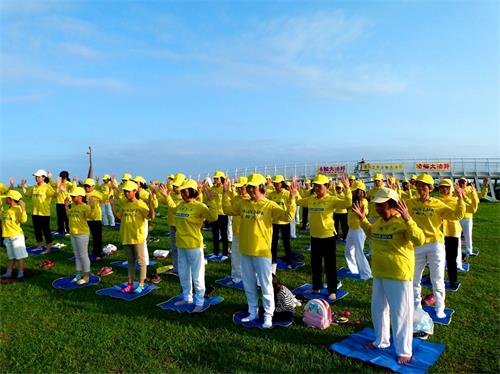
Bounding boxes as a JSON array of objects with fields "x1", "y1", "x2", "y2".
[
  {"x1": 96, "y1": 282, "x2": 159, "y2": 301},
  {"x1": 157, "y1": 294, "x2": 224, "y2": 313},
  {"x1": 233, "y1": 311, "x2": 294, "y2": 329},
  {"x1": 205, "y1": 254, "x2": 229, "y2": 263},
  {"x1": 337, "y1": 267, "x2": 371, "y2": 281},
  {"x1": 457, "y1": 263, "x2": 470, "y2": 272},
  {"x1": 27, "y1": 246, "x2": 60, "y2": 256},
  {"x1": 215, "y1": 276, "x2": 245, "y2": 291},
  {"x1": 422, "y1": 306, "x2": 454, "y2": 326},
  {"x1": 420, "y1": 277, "x2": 461, "y2": 292},
  {"x1": 329, "y1": 327, "x2": 446, "y2": 374},
  {"x1": 110, "y1": 260, "x2": 157, "y2": 270},
  {"x1": 69, "y1": 254, "x2": 97, "y2": 263},
  {"x1": 52, "y1": 275, "x2": 100, "y2": 289},
  {"x1": 51, "y1": 231, "x2": 69, "y2": 237},
  {"x1": 292, "y1": 284, "x2": 348, "y2": 304},
  {"x1": 276, "y1": 259, "x2": 304, "y2": 270}
]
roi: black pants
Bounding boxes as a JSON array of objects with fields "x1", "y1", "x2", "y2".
[
  {"x1": 32, "y1": 215, "x2": 52, "y2": 244},
  {"x1": 56, "y1": 203, "x2": 69, "y2": 234},
  {"x1": 211, "y1": 215, "x2": 229, "y2": 256},
  {"x1": 444, "y1": 236, "x2": 458, "y2": 284},
  {"x1": 88, "y1": 220, "x2": 103, "y2": 257},
  {"x1": 334, "y1": 213, "x2": 348, "y2": 240},
  {"x1": 271, "y1": 223, "x2": 292, "y2": 264},
  {"x1": 311, "y1": 236, "x2": 337, "y2": 294},
  {"x1": 301, "y1": 207, "x2": 309, "y2": 229}
]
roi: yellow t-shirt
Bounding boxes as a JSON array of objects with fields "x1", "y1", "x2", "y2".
[
  {"x1": 25, "y1": 183, "x2": 56, "y2": 216},
  {"x1": 67, "y1": 203, "x2": 91, "y2": 235},
  {"x1": 347, "y1": 199, "x2": 368, "y2": 230},
  {"x1": 1, "y1": 205, "x2": 27, "y2": 238},
  {"x1": 158, "y1": 191, "x2": 183, "y2": 227},
  {"x1": 0, "y1": 182, "x2": 9, "y2": 209},
  {"x1": 173, "y1": 200, "x2": 218, "y2": 249},
  {"x1": 86, "y1": 190, "x2": 104, "y2": 221},
  {"x1": 209, "y1": 185, "x2": 225, "y2": 216},
  {"x1": 406, "y1": 197, "x2": 465, "y2": 244},
  {"x1": 297, "y1": 190, "x2": 352, "y2": 238},
  {"x1": 117, "y1": 199, "x2": 150, "y2": 245},
  {"x1": 438, "y1": 195, "x2": 465, "y2": 238},
  {"x1": 99, "y1": 183, "x2": 114, "y2": 204},
  {"x1": 361, "y1": 216, "x2": 425, "y2": 281},
  {"x1": 333, "y1": 191, "x2": 348, "y2": 214},
  {"x1": 139, "y1": 189, "x2": 158, "y2": 208},
  {"x1": 230, "y1": 193, "x2": 250, "y2": 237},
  {"x1": 463, "y1": 186, "x2": 479, "y2": 218},
  {"x1": 399, "y1": 189, "x2": 414, "y2": 202},
  {"x1": 223, "y1": 196, "x2": 296, "y2": 258},
  {"x1": 266, "y1": 189, "x2": 293, "y2": 224},
  {"x1": 52, "y1": 180, "x2": 76, "y2": 204}
]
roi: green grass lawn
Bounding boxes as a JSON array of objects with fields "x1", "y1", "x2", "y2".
[{"x1": 1, "y1": 200, "x2": 498, "y2": 373}]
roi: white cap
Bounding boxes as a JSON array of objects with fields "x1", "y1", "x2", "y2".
[{"x1": 33, "y1": 169, "x2": 48, "y2": 177}]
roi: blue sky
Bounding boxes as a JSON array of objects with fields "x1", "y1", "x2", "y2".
[{"x1": 1, "y1": 0, "x2": 498, "y2": 182}]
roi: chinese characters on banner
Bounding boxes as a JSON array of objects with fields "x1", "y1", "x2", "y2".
[
  {"x1": 317, "y1": 165, "x2": 347, "y2": 176},
  {"x1": 359, "y1": 163, "x2": 405, "y2": 171},
  {"x1": 415, "y1": 162, "x2": 451, "y2": 171}
]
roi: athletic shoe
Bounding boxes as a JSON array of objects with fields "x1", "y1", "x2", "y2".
[
  {"x1": 262, "y1": 317, "x2": 273, "y2": 329},
  {"x1": 71, "y1": 274, "x2": 83, "y2": 283},
  {"x1": 133, "y1": 285, "x2": 144, "y2": 294},
  {"x1": 76, "y1": 277, "x2": 89, "y2": 285},
  {"x1": 174, "y1": 300, "x2": 193, "y2": 306},
  {"x1": 192, "y1": 305, "x2": 204, "y2": 313},
  {"x1": 120, "y1": 284, "x2": 134, "y2": 293},
  {"x1": 241, "y1": 314, "x2": 258, "y2": 323}
]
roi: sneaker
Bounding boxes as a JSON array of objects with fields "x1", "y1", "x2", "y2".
[
  {"x1": 414, "y1": 331, "x2": 429, "y2": 340},
  {"x1": 100, "y1": 267, "x2": 113, "y2": 276},
  {"x1": 241, "y1": 314, "x2": 258, "y2": 323},
  {"x1": 76, "y1": 277, "x2": 89, "y2": 285},
  {"x1": 71, "y1": 274, "x2": 83, "y2": 283},
  {"x1": 436, "y1": 310, "x2": 447, "y2": 319},
  {"x1": 0, "y1": 272, "x2": 13, "y2": 279},
  {"x1": 192, "y1": 305, "x2": 204, "y2": 313},
  {"x1": 120, "y1": 284, "x2": 134, "y2": 293},
  {"x1": 133, "y1": 285, "x2": 144, "y2": 294},
  {"x1": 220, "y1": 255, "x2": 229, "y2": 261},
  {"x1": 262, "y1": 317, "x2": 272, "y2": 329}
]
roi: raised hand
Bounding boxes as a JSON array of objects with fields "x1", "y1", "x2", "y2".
[
  {"x1": 454, "y1": 183, "x2": 465, "y2": 200},
  {"x1": 341, "y1": 175, "x2": 349, "y2": 189},
  {"x1": 395, "y1": 199, "x2": 411, "y2": 221},
  {"x1": 47, "y1": 171, "x2": 53, "y2": 179},
  {"x1": 158, "y1": 183, "x2": 169, "y2": 197},
  {"x1": 351, "y1": 200, "x2": 366, "y2": 220}
]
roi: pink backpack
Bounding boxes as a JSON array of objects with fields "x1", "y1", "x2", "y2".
[{"x1": 303, "y1": 299, "x2": 332, "y2": 329}]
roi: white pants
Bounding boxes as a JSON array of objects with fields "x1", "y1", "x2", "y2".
[
  {"x1": 70, "y1": 234, "x2": 90, "y2": 273},
  {"x1": 456, "y1": 237, "x2": 464, "y2": 270},
  {"x1": 345, "y1": 228, "x2": 372, "y2": 279},
  {"x1": 178, "y1": 248, "x2": 205, "y2": 306},
  {"x1": 241, "y1": 254, "x2": 274, "y2": 318},
  {"x1": 101, "y1": 203, "x2": 115, "y2": 226},
  {"x1": 4, "y1": 235, "x2": 28, "y2": 260},
  {"x1": 169, "y1": 226, "x2": 178, "y2": 271},
  {"x1": 290, "y1": 217, "x2": 297, "y2": 238},
  {"x1": 227, "y1": 216, "x2": 233, "y2": 242},
  {"x1": 371, "y1": 278, "x2": 413, "y2": 357},
  {"x1": 295, "y1": 205, "x2": 300, "y2": 223},
  {"x1": 231, "y1": 236, "x2": 242, "y2": 283},
  {"x1": 413, "y1": 242, "x2": 446, "y2": 315},
  {"x1": 143, "y1": 219, "x2": 150, "y2": 266},
  {"x1": 460, "y1": 218, "x2": 473, "y2": 254}
]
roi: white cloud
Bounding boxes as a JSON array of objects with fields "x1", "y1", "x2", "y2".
[
  {"x1": 0, "y1": 93, "x2": 49, "y2": 104},
  {"x1": 58, "y1": 43, "x2": 102, "y2": 59}
]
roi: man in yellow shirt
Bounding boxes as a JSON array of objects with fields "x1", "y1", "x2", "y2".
[
  {"x1": 210, "y1": 171, "x2": 229, "y2": 259},
  {"x1": 222, "y1": 174, "x2": 297, "y2": 328}
]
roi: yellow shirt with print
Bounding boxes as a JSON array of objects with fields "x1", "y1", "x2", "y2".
[
  {"x1": 231, "y1": 192, "x2": 250, "y2": 237},
  {"x1": 86, "y1": 190, "x2": 104, "y2": 221},
  {"x1": 222, "y1": 196, "x2": 296, "y2": 258},
  {"x1": 25, "y1": 183, "x2": 56, "y2": 216},
  {"x1": 406, "y1": 197, "x2": 465, "y2": 244},
  {"x1": 266, "y1": 189, "x2": 293, "y2": 225},
  {"x1": 67, "y1": 203, "x2": 92, "y2": 235},
  {"x1": 297, "y1": 189, "x2": 352, "y2": 238},
  {"x1": 1, "y1": 205, "x2": 27, "y2": 238},
  {"x1": 360, "y1": 216, "x2": 425, "y2": 281},
  {"x1": 172, "y1": 200, "x2": 218, "y2": 249},
  {"x1": 117, "y1": 200, "x2": 150, "y2": 245}
]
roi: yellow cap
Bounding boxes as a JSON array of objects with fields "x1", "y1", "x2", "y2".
[
  {"x1": 122, "y1": 181, "x2": 138, "y2": 192},
  {"x1": 102, "y1": 174, "x2": 111, "y2": 180},
  {"x1": 312, "y1": 174, "x2": 330, "y2": 185},
  {"x1": 352, "y1": 181, "x2": 366, "y2": 192},
  {"x1": 335, "y1": 182, "x2": 343, "y2": 188},
  {"x1": 305, "y1": 179, "x2": 311, "y2": 184},
  {"x1": 246, "y1": 173, "x2": 266, "y2": 186},
  {"x1": 33, "y1": 169, "x2": 48, "y2": 177},
  {"x1": 372, "y1": 188, "x2": 399, "y2": 203},
  {"x1": 373, "y1": 173, "x2": 384, "y2": 181},
  {"x1": 459, "y1": 177, "x2": 467, "y2": 182},
  {"x1": 83, "y1": 178, "x2": 95, "y2": 187},
  {"x1": 266, "y1": 175, "x2": 272, "y2": 179},
  {"x1": 349, "y1": 175, "x2": 356, "y2": 180},
  {"x1": 133, "y1": 176, "x2": 146, "y2": 185},
  {"x1": 121, "y1": 173, "x2": 132, "y2": 181},
  {"x1": 234, "y1": 176, "x2": 248, "y2": 188},
  {"x1": 438, "y1": 179, "x2": 454, "y2": 188},
  {"x1": 272, "y1": 175, "x2": 285, "y2": 183},
  {"x1": 6, "y1": 190, "x2": 22, "y2": 201},
  {"x1": 70, "y1": 187, "x2": 86, "y2": 197},
  {"x1": 417, "y1": 174, "x2": 435, "y2": 186},
  {"x1": 411, "y1": 174, "x2": 417, "y2": 180},
  {"x1": 180, "y1": 179, "x2": 198, "y2": 190},
  {"x1": 213, "y1": 170, "x2": 225, "y2": 179},
  {"x1": 172, "y1": 173, "x2": 186, "y2": 187}
]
